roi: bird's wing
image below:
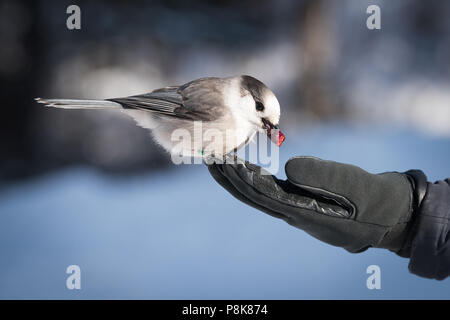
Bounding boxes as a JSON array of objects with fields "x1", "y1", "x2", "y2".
[{"x1": 107, "y1": 78, "x2": 226, "y2": 121}]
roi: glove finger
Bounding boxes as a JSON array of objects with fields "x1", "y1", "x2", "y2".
[
  {"x1": 221, "y1": 162, "x2": 350, "y2": 219},
  {"x1": 207, "y1": 164, "x2": 288, "y2": 220},
  {"x1": 221, "y1": 162, "x2": 386, "y2": 251}
]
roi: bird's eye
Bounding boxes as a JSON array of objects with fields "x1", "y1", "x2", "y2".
[{"x1": 255, "y1": 101, "x2": 264, "y2": 112}]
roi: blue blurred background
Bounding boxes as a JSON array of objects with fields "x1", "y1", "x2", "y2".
[{"x1": 0, "y1": 0, "x2": 449, "y2": 298}]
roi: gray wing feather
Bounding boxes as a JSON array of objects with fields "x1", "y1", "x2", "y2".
[{"x1": 108, "y1": 78, "x2": 226, "y2": 121}]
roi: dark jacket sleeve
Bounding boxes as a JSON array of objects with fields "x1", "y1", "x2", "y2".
[{"x1": 408, "y1": 179, "x2": 450, "y2": 280}]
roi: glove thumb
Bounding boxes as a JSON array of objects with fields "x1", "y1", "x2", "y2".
[{"x1": 285, "y1": 156, "x2": 413, "y2": 229}]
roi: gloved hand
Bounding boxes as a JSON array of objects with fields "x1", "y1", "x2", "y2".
[{"x1": 208, "y1": 156, "x2": 428, "y2": 254}]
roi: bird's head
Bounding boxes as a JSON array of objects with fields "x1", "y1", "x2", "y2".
[{"x1": 239, "y1": 75, "x2": 285, "y2": 146}]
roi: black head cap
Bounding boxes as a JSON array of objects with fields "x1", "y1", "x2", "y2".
[{"x1": 240, "y1": 75, "x2": 267, "y2": 103}]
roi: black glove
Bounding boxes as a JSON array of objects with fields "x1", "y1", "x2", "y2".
[{"x1": 208, "y1": 156, "x2": 428, "y2": 255}]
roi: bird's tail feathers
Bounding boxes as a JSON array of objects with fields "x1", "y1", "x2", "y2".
[{"x1": 35, "y1": 98, "x2": 122, "y2": 109}]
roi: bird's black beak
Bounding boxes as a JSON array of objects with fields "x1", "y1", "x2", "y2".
[{"x1": 262, "y1": 118, "x2": 285, "y2": 147}]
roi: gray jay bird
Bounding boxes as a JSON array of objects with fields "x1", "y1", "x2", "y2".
[{"x1": 36, "y1": 75, "x2": 285, "y2": 157}]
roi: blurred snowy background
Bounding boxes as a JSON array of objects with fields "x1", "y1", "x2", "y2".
[{"x1": 0, "y1": 0, "x2": 449, "y2": 298}]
